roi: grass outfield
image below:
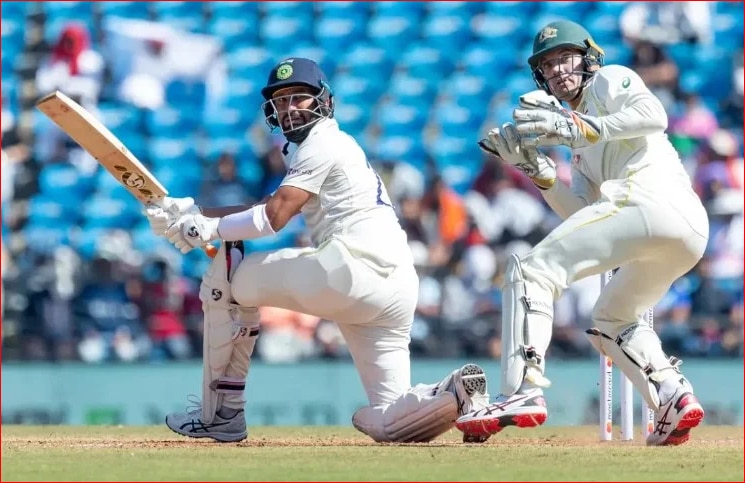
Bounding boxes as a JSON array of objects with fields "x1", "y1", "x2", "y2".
[{"x1": 2, "y1": 425, "x2": 742, "y2": 482}]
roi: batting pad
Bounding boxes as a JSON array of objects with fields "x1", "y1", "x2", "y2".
[
  {"x1": 353, "y1": 386, "x2": 458, "y2": 443},
  {"x1": 501, "y1": 254, "x2": 553, "y2": 396},
  {"x1": 199, "y1": 243, "x2": 259, "y2": 423},
  {"x1": 586, "y1": 326, "x2": 681, "y2": 411}
]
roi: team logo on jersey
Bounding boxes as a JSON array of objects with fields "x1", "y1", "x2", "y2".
[
  {"x1": 622, "y1": 77, "x2": 631, "y2": 88},
  {"x1": 276, "y1": 64, "x2": 293, "y2": 80},
  {"x1": 538, "y1": 26, "x2": 558, "y2": 43}
]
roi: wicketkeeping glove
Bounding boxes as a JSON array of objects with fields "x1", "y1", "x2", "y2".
[
  {"x1": 513, "y1": 94, "x2": 602, "y2": 149},
  {"x1": 478, "y1": 122, "x2": 557, "y2": 190}
]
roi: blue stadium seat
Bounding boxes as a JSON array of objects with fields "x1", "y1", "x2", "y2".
[
  {"x1": 430, "y1": 137, "x2": 481, "y2": 194},
  {"x1": 22, "y1": 225, "x2": 71, "y2": 255},
  {"x1": 538, "y1": 1, "x2": 593, "y2": 18},
  {"x1": 427, "y1": 1, "x2": 484, "y2": 17},
  {"x1": 225, "y1": 47, "x2": 274, "y2": 79},
  {"x1": 435, "y1": 99, "x2": 487, "y2": 137},
  {"x1": 94, "y1": 168, "x2": 142, "y2": 201},
  {"x1": 338, "y1": 44, "x2": 392, "y2": 83},
  {"x1": 145, "y1": 106, "x2": 199, "y2": 138},
  {"x1": 484, "y1": 1, "x2": 539, "y2": 17},
  {"x1": 593, "y1": 2, "x2": 630, "y2": 16},
  {"x1": 202, "y1": 107, "x2": 251, "y2": 139},
  {"x1": 260, "y1": 15, "x2": 313, "y2": 55},
  {"x1": 442, "y1": 72, "x2": 490, "y2": 112},
  {"x1": 399, "y1": 44, "x2": 454, "y2": 82},
  {"x1": 315, "y1": 17, "x2": 367, "y2": 53},
  {"x1": 316, "y1": 1, "x2": 370, "y2": 21},
  {"x1": 147, "y1": 137, "x2": 200, "y2": 169},
  {"x1": 585, "y1": 14, "x2": 622, "y2": 45},
  {"x1": 97, "y1": 1, "x2": 152, "y2": 19},
  {"x1": 376, "y1": 101, "x2": 429, "y2": 138},
  {"x1": 367, "y1": 15, "x2": 418, "y2": 54},
  {"x1": 152, "y1": 163, "x2": 202, "y2": 198},
  {"x1": 373, "y1": 135, "x2": 427, "y2": 170},
  {"x1": 260, "y1": 2, "x2": 314, "y2": 17},
  {"x1": 165, "y1": 79, "x2": 207, "y2": 110},
  {"x1": 387, "y1": 73, "x2": 439, "y2": 104},
  {"x1": 373, "y1": 1, "x2": 426, "y2": 18},
  {"x1": 471, "y1": 13, "x2": 526, "y2": 44},
  {"x1": 421, "y1": 14, "x2": 472, "y2": 60},
  {"x1": 206, "y1": 17, "x2": 259, "y2": 47},
  {"x1": 27, "y1": 194, "x2": 81, "y2": 227},
  {"x1": 97, "y1": 104, "x2": 142, "y2": 136},
  {"x1": 151, "y1": 1, "x2": 205, "y2": 18},
  {"x1": 38, "y1": 163, "x2": 94, "y2": 201},
  {"x1": 81, "y1": 194, "x2": 142, "y2": 230},
  {"x1": 43, "y1": 1, "x2": 95, "y2": 21},
  {"x1": 283, "y1": 45, "x2": 336, "y2": 79},
  {"x1": 713, "y1": 12, "x2": 744, "y2": 49},
  {"x1": 334, "y1": 103, "x2": 368, "y2": 138},
  {"x1": 1, "y1": 1, "x2": 30, "y2": 18},
  {"x1": 207, "y1": 1, "x2": 260, "y2": 19},
  {"x1": 331, "y1": 73, "x2": 386, "y2": 109}
]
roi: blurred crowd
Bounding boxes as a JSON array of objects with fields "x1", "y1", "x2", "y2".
[{"x1": 1, "y1": 2, "x2": 742, "y2": 363}]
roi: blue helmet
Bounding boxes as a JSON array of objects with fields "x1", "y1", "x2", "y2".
[{"x1": 261, "y1": 57, "x2": 334, "y2": 143}]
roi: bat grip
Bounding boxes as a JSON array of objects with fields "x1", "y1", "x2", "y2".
[{"x1": 204, "y1": 244, "x2": 218, "y2": 258}]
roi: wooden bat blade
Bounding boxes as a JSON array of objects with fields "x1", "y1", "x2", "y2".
[
  {"x1": 36, "y1": 91, "x2": 168, "y2": 204},
  {"x1": 36, "y1": 91, "x2": 217, "y2": 258}
]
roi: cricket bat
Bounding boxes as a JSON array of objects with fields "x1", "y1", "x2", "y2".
[{"x1": 36, "y1": 90, "x2": 217, "y2": 258}]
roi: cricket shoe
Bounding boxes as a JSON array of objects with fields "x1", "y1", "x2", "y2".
[
  {"x1": 435, "y1": 364, "x2": 491, "y2": 443},
  {"x1": 166, "y1": 397, "x2": 247, "y2": 442},
  {"x1": 646, "y1": 378, "x2": 704, "y2": 446},
  {"x1": 455, "y1": 389, "x2": 547, "y2": 438}
]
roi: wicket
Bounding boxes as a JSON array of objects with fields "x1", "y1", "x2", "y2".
[{"x1": 599, "y1": 270, "x2": 655, "y2": 441}]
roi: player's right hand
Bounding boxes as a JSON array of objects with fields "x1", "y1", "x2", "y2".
[{"x1": 143, "y1": 196, "x2": 200, "y2": 236}]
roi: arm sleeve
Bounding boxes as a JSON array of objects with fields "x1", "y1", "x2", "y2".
[
  {"x1": 279, "y1": 145, "x2": 334, "y2": 195},
  {"x1": 541, "y1": 167, "x2": 599, "y2": 220},
  {"x1": 591, "y1": 66, "x2": 669, "y2": 142}
]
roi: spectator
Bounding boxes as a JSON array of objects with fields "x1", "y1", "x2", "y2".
[{"x1": 198, "y1": 152, "x2": 257, "y2": 208}]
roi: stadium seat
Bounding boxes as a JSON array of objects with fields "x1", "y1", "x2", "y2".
[
  {"x1": 338, "y1": 44, "x2": 392, "y2": 83},
  {"x1": 421, "y1": 14, "x2": 472, "y2": 61},
  {"x1": 97, "y1": 1, "x2": 152, "y2": 19},
  {"x1": 147, "y1": 137, "x2": 200, "y2": 169},
  {"x1": 367, "y1": 15, "x2": 418, "y2": 54},
  {"x1": 260, "y1": 15, "x2": 313, "y2": 55},
  {"x1": 315, "y1": 17, "x2": 367, "y2": 53},
  {"x1": 387, "y1": 73, "x2": 439, "y2": 104},
  {"x1": 81, "y1": 194, "x2": 142, "y2": 230}
]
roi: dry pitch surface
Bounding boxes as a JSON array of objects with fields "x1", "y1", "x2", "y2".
[{"x1": 2, "y1": 425, "x2": 742, "y2": 481}]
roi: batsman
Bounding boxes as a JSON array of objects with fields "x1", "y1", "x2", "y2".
[
  {"x1": 144, "y1": 58, "x2": 489, "y2": 443},
  {"x1": 456, "y1": 20, "x2": 709, "y2": 446}
]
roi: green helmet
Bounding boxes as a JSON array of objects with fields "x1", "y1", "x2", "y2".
[{"x1": 528, "y1": 20, "x2": 605, "y2": 98}]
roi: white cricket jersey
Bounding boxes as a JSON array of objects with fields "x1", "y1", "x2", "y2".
[
  {"x1": 280, "y1": 118, "x2": 413, "y2": 271},
  {"x1": 570, "y1": 64, "x2": 693, "y2": 202}
]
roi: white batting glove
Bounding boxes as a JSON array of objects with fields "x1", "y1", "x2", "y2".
[
  {"x1": 143, "y1": 196, "x2": 200, "y2": 237},
  {"x1": 513, "y1": 94, "x2": 602, "y2": 149},
  {"x1": 478, "y1": 123, "x2": 557, "y2": 190},
  {"x1": 165, "y1": 213, "x2": 220, "y2": 254}
]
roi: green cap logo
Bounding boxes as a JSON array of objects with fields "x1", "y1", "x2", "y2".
[
  {"x1": 622, "y1": 77, "x2": 631, "y2": 88},
  {"x1": 538, "y1": 26, "x2": 558, "y2": 43},
  {"x1": 276, "y1": 64, "x2": 293, "y2": 80}
]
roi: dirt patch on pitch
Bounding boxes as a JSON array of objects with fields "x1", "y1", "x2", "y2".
[{"x1": 3, "y1": 434, "x2": 742, "y2": 450}]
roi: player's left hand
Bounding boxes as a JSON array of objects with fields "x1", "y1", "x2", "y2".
[
  {"x1": 166, "y1": 214, "x2": 221, "y2": 254},
  {"x1": 513, "y1": 98, "x2": 602, "y2": 149}
]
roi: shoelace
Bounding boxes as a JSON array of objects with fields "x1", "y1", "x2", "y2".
[{"x1": 185, "y1": 394, "x2": 202, "y2": 416}]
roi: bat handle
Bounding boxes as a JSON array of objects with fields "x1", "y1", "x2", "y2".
[{"x1": 204, "y1": 244, "x2": 218, "y2": 258}]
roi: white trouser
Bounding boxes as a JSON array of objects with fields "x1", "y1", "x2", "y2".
[
  {"x1": 523, "y1": 166, "x2": 708, "y2": 330},
  {"x1": 231, "y1": 238, "x2": 419, "y2": 406}
]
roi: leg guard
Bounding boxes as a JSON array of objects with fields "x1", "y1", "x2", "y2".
[
  {"x1": 352, "y1": 384, "x2": 458, "y2": 443},
  {"x1": 200, "y1": 242, "x2": 260, "y2": 423},
  {"x1": 586, "y1": 322, "x2": 681, "y2": 410},
  {"x1": 501, "y1": 254, "x2": 553, "y2": 396}
]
